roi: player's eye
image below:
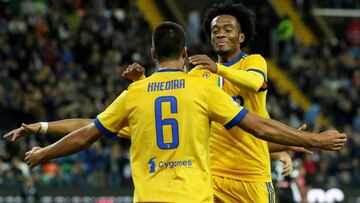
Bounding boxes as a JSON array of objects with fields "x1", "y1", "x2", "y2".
[{"x1": 224, "y1": 27, "x2": 233, "y2": 32}]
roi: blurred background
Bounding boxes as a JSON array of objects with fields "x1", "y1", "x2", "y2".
[{"x1": 0, "y1": 0, "x2": 359, "y2": 202}]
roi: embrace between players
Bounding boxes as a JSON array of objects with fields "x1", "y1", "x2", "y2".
[{"x1": 4, "y1": 1, "x2": 346, "y2": 203}]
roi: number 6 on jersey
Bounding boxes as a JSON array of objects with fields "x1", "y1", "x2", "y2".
[{"x1": 154, "y1": 96, "x2": 179, "y2": 150}]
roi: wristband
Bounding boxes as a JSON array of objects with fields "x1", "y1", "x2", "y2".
[{"x1": 38, "y1": 122, "x2": 48, "y2": 135}]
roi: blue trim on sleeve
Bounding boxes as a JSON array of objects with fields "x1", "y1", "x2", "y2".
[
  {"x1": 223, "y1": 52, "x2": 247, "y2": 67},
  {"x1": 93, "y1": 117, "x2": 119, "y2": 141},
  {"x1": 247, "y1": 68, "x2": 267, "y2": 81},
  {"x1": 247, "y1": 68, "x2": 268, "y2": 92},
  {"x1": 224, "y1": 108, "x2": 249, "y2": 129}
]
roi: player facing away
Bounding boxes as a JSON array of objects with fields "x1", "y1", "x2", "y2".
[
  {"x1": 186, "y1": 1, "x2": 288, "y2": 202},
  {"x1": 16, "y1": 22, "x2": 345, "y2": 203}
]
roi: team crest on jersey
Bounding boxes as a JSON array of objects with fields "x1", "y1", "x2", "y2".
[{"x1": 203, "y1": 72, "x2": 210, "y2": 78}]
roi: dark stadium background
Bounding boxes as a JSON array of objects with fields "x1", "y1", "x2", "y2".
[{"x1": 0, "y1": 0, "x2": 359, "y2": 202}]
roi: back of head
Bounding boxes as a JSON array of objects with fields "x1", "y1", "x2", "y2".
[
  {"x1": 152, "y1": 22, "x2": 185, "y2": 61},
  {"x1": 202, "y1": 0, "x2": 256, "y2": 48}
]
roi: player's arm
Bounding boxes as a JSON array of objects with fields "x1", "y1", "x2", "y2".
[
  {"x1": 25, "y1": 123, "x2": 102, "y2": 168},
  {"x1": 3, "y1": 119, "x2": 93, "y2": 141},
  {"x1": 236, "y1": 112, "x2": 346, "y2": 150},
  {"x1": 189, "y1": 54, "x2": 267, "y2": 92},
  {"x1": 25, "y1": 91, "x2": 130, "y2": 168},
  {"x1": 208, "y1": 85, "x2": 346, "y2": 151},
  {"x1": 268, "y1": 124, "x2": 313, "y2": 155}
]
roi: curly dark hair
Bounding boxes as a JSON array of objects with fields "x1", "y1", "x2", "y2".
[{"x1": 202, "y1": 0, "x2": 256, "y2": 48}]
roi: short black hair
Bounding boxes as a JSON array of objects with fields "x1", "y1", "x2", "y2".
[
  {"x1": 203, "y1": 0, "x2": 256, "y2": 48},
  {"x1": 152, "y1": 22, "x2": 185, "y2": 61}
]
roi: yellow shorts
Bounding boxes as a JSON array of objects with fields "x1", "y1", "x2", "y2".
[{"x1": 212, "y1": 175, "x2": 275, "y2": 203}]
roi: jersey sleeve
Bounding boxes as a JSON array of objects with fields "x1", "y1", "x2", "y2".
[
  {"x1": 243, "y1": 55, "x2": 268, "y2": 91},
  {"x1": 118, "y1": 127, "x2": 130, "y2": 139},
  {"x1": 207, "y1": 86, "x2": 249, "y2": 129},
  {"x1": 216, "y1": 55, "x2": 268, "y2": 92},
  {"x1": 94, "y1": 91, "x2": 129, "y2": 140}
]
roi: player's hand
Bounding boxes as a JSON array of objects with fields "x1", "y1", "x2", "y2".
[
  {"x1": 188, "y1": 55, "x2": 218, "y2": 73},
  {"x1": 122, "y1": 63, "x2": 145, "y2": 81},
  {"x1": 278, "y1": 152, "x2": 293, "y2": 176},
  {"x1": 3, "y1": 123, "x2": 41, "y2": 141},
  {"x1": 25, "y1": 146, "x2": 46, "y2": 169},
  {"x1": 314, "y1": 130, "x2": 347, "y2": 150},
  {"x1": 287, "y1": 124, "x2": 313, "y2": 155}
]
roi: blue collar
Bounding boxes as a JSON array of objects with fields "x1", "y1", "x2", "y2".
[
  {"x1": 156, "y1": 68, "x2": 183, "y2": 73},
  {"x1": 222, "y1": 52, "x2": 247, "y2": 67}
]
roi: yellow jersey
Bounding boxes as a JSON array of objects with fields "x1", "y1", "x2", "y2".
[
  {"x1": 94, "y1": 69, "x2": 248, "y2": 202},
  {"x1": 189, "y1": 53, "x2": 271, "y2": 182}
]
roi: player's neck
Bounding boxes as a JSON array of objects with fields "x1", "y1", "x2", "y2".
[
  {"x1": 157, "y1": 60, "x2": 184, "y2": 71},
  {"x1": 218, "y1": 50, "x2": 242, "y2": 64}
]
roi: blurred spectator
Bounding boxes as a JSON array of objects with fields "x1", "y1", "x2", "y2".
[
  {"x1": 0, "y1": 0, "x2": 147, "y2": 190},
  {"x1": 0, "y1": 0, "x2": 358, "y2": 197},
  {"x1": 277, "y1": 15, "x2": 295, "y2": 66},
  {"x1": 20, "y1": 178, "x2": 39, "y2": 203}
]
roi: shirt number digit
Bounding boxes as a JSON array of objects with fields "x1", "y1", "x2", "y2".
[{"x1": 154, "y1": 96, "x2": 179, "y2": 150}]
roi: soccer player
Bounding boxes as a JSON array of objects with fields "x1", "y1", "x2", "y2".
[
  {"x1": 187, "y1": 1, "x2": 305, "y2": 202},
  {"x1": 10, "y1": 22, "x2": 345, "y2": 202},
  {"x1": 124, "y1": 1, "x2": 302, "y2": 202}
]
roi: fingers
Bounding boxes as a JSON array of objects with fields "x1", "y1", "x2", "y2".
[
  {"x1": 189, "y1": 57, "x2": 210, "y2": 66},
  {"x1": 295, "y1": 147, "x2": 313, "y2": 155},
  {"x1": 3, "y1": 129, "x2": 20, "y2": 141},
  {"x1": 338, "y1": 133, "x2": 347, "y2": 139},
  {"x1": 301, "y1": 148, "x2": 313, "y2": 155},
  {"x1": 3, "y1": 130, "x2": 14, "y2": 139},
  {"x1": 280, "y1": 160, "x2": 292, "y2": 176},
  {"x1": 122, "y1": 63, "x2": 145, "y2": 80},
  {"x1": 127, "y1": 63, "x2": 145, "y2": 72},
  {"x1": 188, "y1": 55, "x2": 211, "y2": 66},
  {"x1": 25, "y1": 147, "x2": 42, "y2": 169},
  {"x1": 281, "y1": 166, "x2": 291, "y2": 176},
  {"x1": 297, "y1": 124, "x2": 307, "y2": 131},
  {"x1": 288, "y1": 146, "x2": 313, "y2": 155},
  {"x1": 22, "y1": 123, "x2": 31, "y2": 130}
]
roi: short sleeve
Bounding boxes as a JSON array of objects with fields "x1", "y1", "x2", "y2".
[
  {"x1": 94, "y1": 91, "x2": 129, "y2": 140},
  {"x1": 207, "y1": 86, "x2": 249, "y2": 129},
  {"x1": 118, "y1": 127, "x2": 131, "y2": 139},
  {"x1": 244, "y1": 55, "x2": 268, "y2": 82}
]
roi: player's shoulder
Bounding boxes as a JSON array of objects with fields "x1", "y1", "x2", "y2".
[
  {"x1": 243, "y1": 54, "x2": 266, "y2": 62},
  {"x1": 127, "y1": 76, "x2": 152, "y2": 91},
  {"x1": 188, "y1": 65, "x2": 206, "y2": 76}
]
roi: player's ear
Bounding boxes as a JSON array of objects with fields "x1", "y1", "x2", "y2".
[
  {"x1": 182, "y1": 47, "x2": 188, "y2": 59},
  {"x1": 151, "y1": 48, "x2": 157, "y2": 61},
  {"x1": 238, "y1": 33, "x2": 245, "y2": 44}
]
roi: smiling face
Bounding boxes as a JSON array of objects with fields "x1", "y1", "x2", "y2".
[{"x1": 210, "y1": 15, "x2": 245, "y2": 57}]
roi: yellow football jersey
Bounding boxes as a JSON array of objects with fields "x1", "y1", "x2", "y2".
[
  {"x1": 189, "y1": 53, "x2": 272, "y2": 182},
  {"x1": 94, "y1": 69, "x2": 248, "y2": 202}
]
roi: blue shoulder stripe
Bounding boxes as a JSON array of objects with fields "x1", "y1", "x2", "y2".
[
  {"x1": 247, "y1": 68, "x2": 267, "y2": 81},
  {"x1": 247, "y1": 68, "x2": 268, "y2": 92}
]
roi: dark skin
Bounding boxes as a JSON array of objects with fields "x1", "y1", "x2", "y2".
[
  {"x1": 210, "y1": 15, "x2": 245, "y2": 63},
  {"x1": 188, "y1": 15, "x2": 245, "y2": 73}
]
